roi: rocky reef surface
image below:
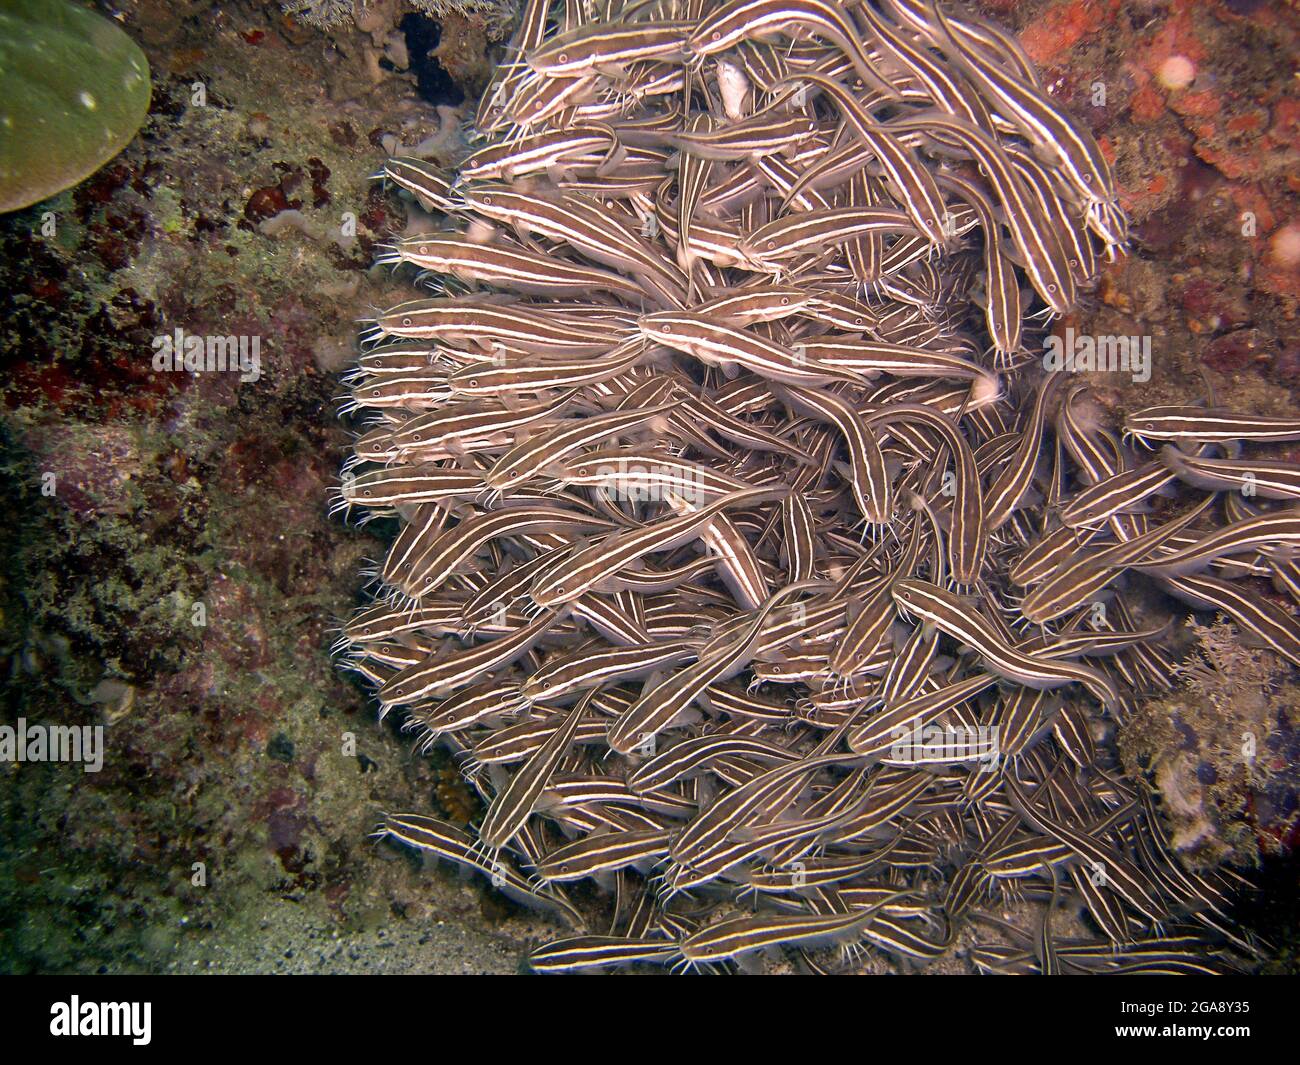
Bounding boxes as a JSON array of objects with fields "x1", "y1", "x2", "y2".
[{"x1": 0, "y1": 0, "x2": 1296, "y2": 973}]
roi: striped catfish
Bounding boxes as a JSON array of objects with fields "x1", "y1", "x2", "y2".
[
  {"x1": 527, "y1": 20, "x2": 695, "y2": 77},
  {"x1": 673, "y1": 892, "x2": 910, "y2": 972},
  {"x1": 928, "y1": 0, "x2": 1117, "y2": 219},
  {"x1": 892, "y1": 579, "x2": 1119, "y2": 709},
  {"x1": 528, "y1": 487, "x2": 784, "y2": 608},
  {"x1": 1135, "y1": 509, "x2": 1300, "y2": 578},
  {"x1": 484, "y1": 400, "x2": 681, "y2": 494},
  {"x1": 606, "y1": 579, "x2": 825, "y2": 753},
  {"x1": 1125, "y1": 406, "x2": 1300, "y2": 446},
  {"x1": 1160, "y1": 446, "x2": 1300, "y2": 500},
  {"x1": 383, "y1": 236, "x2": 651, "y2": 301},
  {"x1": 522, "y1": 638, "x2": 702, "y2": 704},
  {"x1": 378, "y1": 813, "x2": 583, "y2": 927},
  {"x1": 529, "y1": 935, "x2": 678, "y2": 973},
  {"x1": 377, "y1": 611, "x2": 561, "y2": 708},
  {"x1": 639, "y1": 310, "x2": 871, "y2": 386},
  {"x1": 331, "y1": 0, "x2": 1280, "y2": 976},
  {"x1": 479, "y1": 691, "x2": 596, "y2": 851},
  {"x1": 689, "y1": 0, "x2": 901, "y2": 101}
]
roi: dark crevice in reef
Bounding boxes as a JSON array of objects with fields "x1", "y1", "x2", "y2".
[
  {"x1": 398, "y1": 14, "x2": 466, "y2": 109},
  {"x1": 1231, "y1": 851, "x2": 1300, "y2": 973}
]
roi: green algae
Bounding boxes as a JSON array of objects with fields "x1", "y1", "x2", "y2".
[{"x1": 0, "y1": 0, "x2": 151, "y2": 214}]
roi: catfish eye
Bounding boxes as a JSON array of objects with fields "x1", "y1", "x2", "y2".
[
  {"x1": 402, "y1": 317, "x2": 412, "y2": 326},
  {"x1": 558, "y1": 52, "x2": 568, "y2": 62},
  {"x1": 711, "y1": 31, "x2": 720, "y2": 41}
]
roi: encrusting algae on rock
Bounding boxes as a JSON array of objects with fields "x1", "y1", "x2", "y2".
[
  {"x1": 281, "y1": 0, "x2": 520, "y2": 41},
  {"x1": 1120, "y1": 618, "x2": 1300, "y2": 872}
]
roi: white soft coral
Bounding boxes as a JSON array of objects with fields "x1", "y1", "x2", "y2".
[
  {"x1": 281, "y1": 0, "x2": 358, "y2": 28},
  {"x1": 281, "y1": 0, "x2": 518, "y2": 39}
]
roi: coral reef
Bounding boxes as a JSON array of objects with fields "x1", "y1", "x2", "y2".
[
  {"x1": 282, "y1": 0, "x2": 519, "y2": 42},
  {"x1": 0, "y1": 0, "x2": 530, "y2": 974},
  {"x1": 282, "y1": 0, "x2": 357, "y2": 28},
  {"x1": 0, "y1": 0, "x2": 1295, "y2": 973},
  {"x1": 1120, "y1": 619, "x2": 1300, "y2": 870}
]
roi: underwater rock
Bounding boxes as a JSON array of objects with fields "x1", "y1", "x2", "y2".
[
  {"x1": 1120, "y1": 619, "x2": 1300, "y2": 870},
  {"x1": 0, "y1": 0, "x2": 152, "y2": 214},
  {"x1": 283, "y1": 0, "x2": 519, "y2": 42}
]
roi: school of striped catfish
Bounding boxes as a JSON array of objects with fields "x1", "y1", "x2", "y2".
[{"x1": 330, "y1": 0, "x2": 1300, "y2": 973}]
